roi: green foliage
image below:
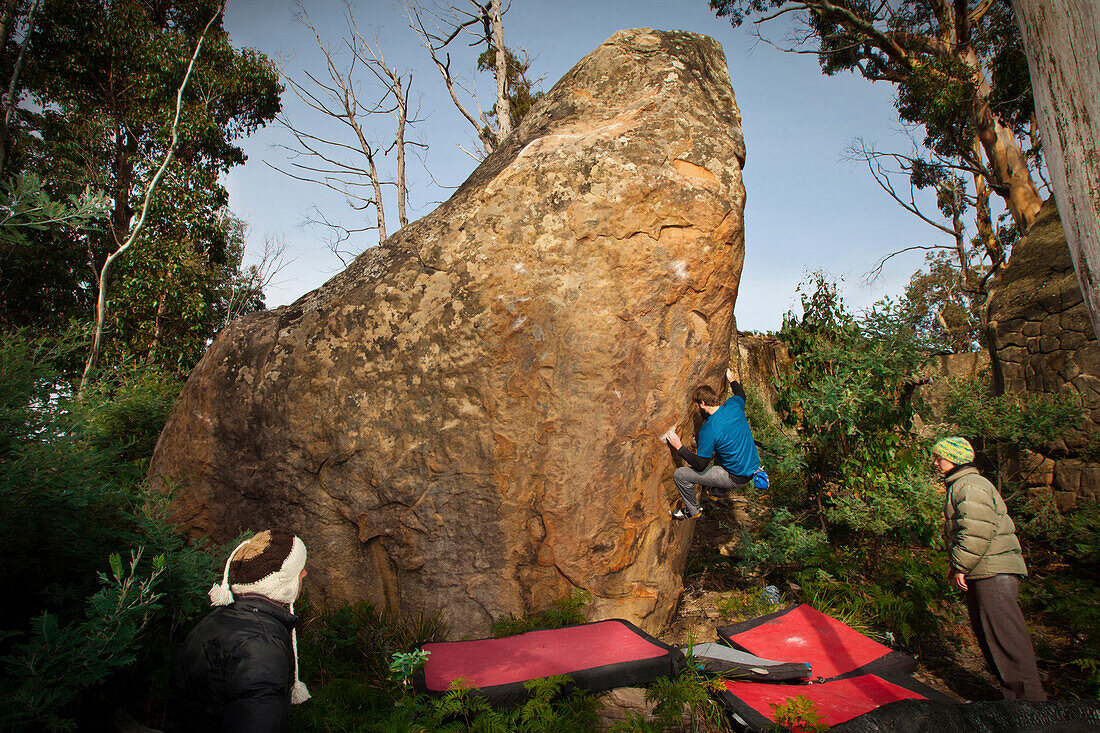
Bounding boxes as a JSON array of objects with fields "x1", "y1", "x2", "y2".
[
  {"x1": 708, "y1": 0, "x2": 1040, "y2": 256},
  {"x1": 799, "y1": 547, "x2": 948, "y2": 649},
  {"x1": 1069, "y1": 658, "x2": 1100, "y2": 701},
  {"x1": 477, "y1": 46, "x2": 544, "y2": 130},
  {"x1": 716, "y1": 587, "x2": 782, "y2": 622},
  {"x1": 902, "y1": 251, "x2": 983, "y2": 353},
  {"x1": 644, "y1": 671, "x2": 728, "y2": 732},
  {"x1": 979, "y1": 4, "x2": 1035, "y2": 135},
  {"x1": 418, "y1": 676, "x2": 599, "y2": 733},
  {"x1": 744, "y1": 384, "x2": 805, "y2": 479},
  {"x1": 5, "y1": 0, "x2": 281, "y2": 369},
  {"x1": 1019, "y1": 500, "x2": 1100, "y2": 577},
  {"x1": 296, "y1": 592, "x2": 601, "y2": 732},
  {"x1": 0, "y1": 329, "x2": 225, "y2": 728},
  {"x1": 773, "y1": 274, "x2": 929, "y2": 530},
  {"x1": 1, "y1": 329, "x2": 135, "y2": 627},
  {"x1": 896, "y1": 53, "x2": 978, "y2": 159},
  {"x1": 724, "y1": 276, "x2": 953, "y2": 657},
  {"x1": 1, "y1": 550, "x2": 166, "y2": 731},
  {"x1": 769, "y1": 694, "x2": 827, "y2": 733},
  {"x1": 490, "y1": 590, "x2": 591, "y2": 637},
  {"x1": 0, "y1": 173, "x2": 111, "y2": 247},
  {"x1": 611, "y1": 649, "x2": 732, "y2": 733},
  {"x1": 298, "y1": 600, "x2": 449, "y2": 690},
  {"x1": 390, "y1": 649, "x2": 432, "y2": 681},
  {"x1": 943, "y1": 376, "x2": 1082, "y2": 451},
  {"x1": 75, "y1": 360, "x2": 183, "y2": 468},
  {"x1": 824, "y1": 465, "x2": 941, "y2": 545},
  {"x1": 737, "y1": 508, "x2": 830, "y2": 573}
]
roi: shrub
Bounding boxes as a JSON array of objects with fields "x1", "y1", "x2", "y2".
[
  {"x1": 1, "y1": 550, "x2": 166, "y2": 731},
  {"x1": 491, "y1": 590, "x2": 591, "y2": 637},
  {"x1": 944, "y1": 376, "x2": 1082, "y2": 450},
  {"x1": 773, "y1": 276, "x2": 930, "y2": 536},
  {"x1": 942, "y1": 375, "x2": 1082, "y2": 485},
  {"x1": 770, "y1": 694, "x2": 827, "y2": 733},
  {"x1": 0, "y1": 329, "x2": 224, "y2": 728},
  {"x1": 611, "y1": 646, "x2": 732, "y2": 733}
]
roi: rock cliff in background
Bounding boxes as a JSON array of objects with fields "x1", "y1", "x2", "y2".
[
  {"x1": 989, "y1": 198, "x2": 1100, "y2": 509},
  {"x1": 149, "y1": 29, "x2": 747, "y2": 636},
  {"x1": 729, "y1": 332, "x2": 788, "y2": 412}
]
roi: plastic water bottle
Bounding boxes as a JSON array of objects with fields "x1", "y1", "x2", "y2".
[{"x1": 762, "y1": 585, "x2": 780, "y2": 605}]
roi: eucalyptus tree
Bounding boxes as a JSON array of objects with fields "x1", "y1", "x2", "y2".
[
  {"x1": 709, "y1": 0, "x2": 1044, "y2": 232},
  {"x1": 10, "y1": 0, "x2": 280, "y2": 373}
]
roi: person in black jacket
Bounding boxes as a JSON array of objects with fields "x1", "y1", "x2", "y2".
[{"x1": 167, "y1": 529, "x2": 311, "y2": 732}]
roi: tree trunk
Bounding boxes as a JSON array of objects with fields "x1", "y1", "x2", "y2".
[
  {"x1": 1011, "y1": 0, "x2": 1100, "y2": 341},
  {"x1": 971, "y1": 140, "x2": 1000, "y2": 267},
  {"x1": 394, "y1": 76, "x2": 408, "y2": 229},
  {"x1": 962, "y1": 47, "x2": 1043, "y2": 232},
  {"x1": 148, "y1": 285, "x2": 170, "y2": 364},
  {"x1": 490, "y1": 0, "x2": 510, "y2": 141},
  {"x1": 0, "y1": 0, "x2": 42, "y2": 174},
  {"x1": 367, "y1": 148, "x2": 386, "y2": 244}
]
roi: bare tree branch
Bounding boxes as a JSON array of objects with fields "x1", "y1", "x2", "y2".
[
  {"x1": 223, "y1": 230, "x2": 293, "y2": 328},
  {"x1": 408, "y1": 4, "x2": 493, "y2": 154},
  {"x1": 407, "y1": 0, "x2": 516, "y2": 155},
  {"x1": 275, "y1": 2, "x2": 426, "y2": 250},
  {"x1": 864, "y1": 243, "x2": 955, "y2": 285}
]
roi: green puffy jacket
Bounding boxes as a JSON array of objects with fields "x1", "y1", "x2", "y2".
[{"x1": 943, "y1": 466, "x2": 1027, "y2": 579}]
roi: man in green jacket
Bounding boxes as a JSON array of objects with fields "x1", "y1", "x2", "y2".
[{"x1": 932, "y1": 436, "x2": 1047, "y2": 701}]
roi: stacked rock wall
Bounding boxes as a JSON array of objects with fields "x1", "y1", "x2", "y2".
[{"x1": 988, "y1": 198, "x2": 1100, "y2": 509}]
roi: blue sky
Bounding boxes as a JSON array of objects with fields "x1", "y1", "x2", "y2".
[{"x1": 223, "y1": 0, "x2": 953, "y2": 332}]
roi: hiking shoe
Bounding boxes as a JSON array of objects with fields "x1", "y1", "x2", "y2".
[{"x1": 670, "y1": 508, "x2": 701, "y2": 520}]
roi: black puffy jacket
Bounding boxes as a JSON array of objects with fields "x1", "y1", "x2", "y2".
[{"x1": 167, "y1": 596, "x2": 297, "y2": 733}]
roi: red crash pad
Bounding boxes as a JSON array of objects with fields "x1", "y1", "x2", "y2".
[
  {"x1": 717, "y1": 603, "x2": 916, "y2": 679},
  {"x1": 721, "y1": 674, "x2": 929, "y2": 729},
  {"x1": 413, "y1": 619, "x2": 685, "y2": 705}
]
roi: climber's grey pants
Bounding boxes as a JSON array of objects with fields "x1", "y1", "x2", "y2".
[{"x1": 673, "y1": 464, "x2": 746, "y2": 516}]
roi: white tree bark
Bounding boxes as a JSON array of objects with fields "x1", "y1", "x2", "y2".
[
  {"x1": 490, "y1": 0, "x2": 510, "y2": 140},
  {"x1": 1011, "y1": 0, "x2": 1100, "y2": 339}
]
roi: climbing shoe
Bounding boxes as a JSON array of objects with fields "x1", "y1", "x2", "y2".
[
  {"x1": 703, "y1": 488, "x2": 730, "y2": 505},
  {"x1": 670, "y1": 508, "x2": 701, "y2": 520}
]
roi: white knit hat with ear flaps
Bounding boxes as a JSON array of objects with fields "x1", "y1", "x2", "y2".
[{"x1": 209, "y1": 530, "x2": 311, "y2": 704}]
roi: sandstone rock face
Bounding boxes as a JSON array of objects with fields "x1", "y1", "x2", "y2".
[
  {"x1": 989, "y1": 197, "x2": 1100, "y2": 507},
  {"x1": 150, "y1": 29, "x2": 747, "y2": 636},
  {"x1": 912, "y1": 351, "x2": 991, "y2": 436},
  {"x1": 729, "y1": 332, "x2": 789, "y2": 411}
]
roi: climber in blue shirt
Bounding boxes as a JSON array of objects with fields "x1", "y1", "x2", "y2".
[{"x1": 664, "y1": 368, "x2": 760, "y2": 520}]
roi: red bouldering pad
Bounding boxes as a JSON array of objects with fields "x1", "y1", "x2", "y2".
[
  {"x1": 718, "y1": 674, "x2": 935, "y2": 730},
  {"x1": 413, "y1": 619, "x2": 685, "y2": 706},
  {"x1": 717, "y1": 604, "x2": 917, "y2": 679}
]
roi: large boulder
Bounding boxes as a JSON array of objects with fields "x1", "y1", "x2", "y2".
[{"x1": 150, "y1": 28, "x2": 747, "y2": 636}]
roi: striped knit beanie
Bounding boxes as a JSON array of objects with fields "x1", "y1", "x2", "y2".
[
  {"x1": 932, "y1": 436, "x2": 975, "y2": 466},
  {"x1": 209, "y1": 530, "x2": 311, "y2": 704}
]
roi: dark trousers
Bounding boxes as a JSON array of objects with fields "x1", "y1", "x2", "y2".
[{"x1": 965, "y1": 574, "x2": 1047, "y2": 701}]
